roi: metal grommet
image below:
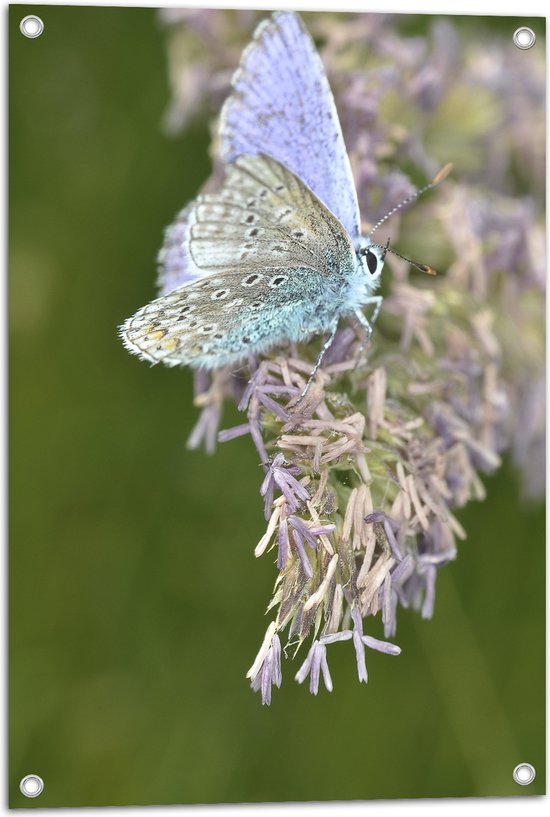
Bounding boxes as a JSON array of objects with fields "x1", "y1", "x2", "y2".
[
  {"x1": 513, "y1": 27, "x2": 536, "y2": 50},
  {"x1": 19, "y1": 774, "x2": 44, "y2": 798},
  {"x1": 513, "y1": 763, "x2": 536, "y2": 786},
  {"x1": 20, "y1": 15, "x2": 44, "y2": 39}
]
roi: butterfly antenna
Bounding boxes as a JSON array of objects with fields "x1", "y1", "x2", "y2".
[
  {"x1": 368, "y1": 163, "x2": 453, "y2": 237},
  {"x1": 371, "y1": 237, "x2": 438, "y2": 275}
]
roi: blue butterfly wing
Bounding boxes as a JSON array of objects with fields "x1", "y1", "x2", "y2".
[
  {"x1": 219, "y1": 11, "x2": 361, "y2": 240},
  {"x1": 157, "y1": 203, "x2": 205, "y2": 296}
]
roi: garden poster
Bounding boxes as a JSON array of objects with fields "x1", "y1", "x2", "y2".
[{"x1": 9, "y1": 1, "x2": 545, "y2": 808}]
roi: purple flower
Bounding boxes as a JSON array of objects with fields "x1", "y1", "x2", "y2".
[
  {"x1": 365, "y1": 511, "x2": 404, "y2": 560},
  {"x1": 378, "y1": 554, "x2": 416, "y2": 637},
  {"x1": 288, "y1": 515, "x2": 335, "y2": 547},
  {"x1": 290, "y1": 529, "x2": 313, "y2": 579},
  {"x1": 260, "y1": 454, "x2": 309, "y2": 519},
  {"x1": 287, "y1": 515, "x2": 336, "y2": 579},
  {"x1": 277, "y1": 511, "x2": 290, "y2": 570},
  {"x1": 217, "y1": 423, "x2": 251, "y2": 443},
  {"x1": 295, "y1": 640, "x2": 333, "y2": 694},
  {"x1": 247, "y1": 623, "x2": 282, "y2": 706},
  {"x1": 351, "y1": 608, "x2": 401, "y2": 683},
  {"x1": 187, "y1": 403, "x2": 221, "y2": 456}
]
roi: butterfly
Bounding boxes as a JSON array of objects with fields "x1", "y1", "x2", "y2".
[{"x1": 120, "y1": 12, "x2": 444, "y2": 391}]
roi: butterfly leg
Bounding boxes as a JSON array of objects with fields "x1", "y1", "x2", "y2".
[
  {"x1": 296, "y1": 318, "x2": 339, "y2": 402},
  {"x1": 353, "y1": 296, "x2": 383, "y2": 363},
  {"x1": 364, "y1": 295, "x2": 383, "y2": 328},
  {"x1": 355, "y1": 296, "x2": 383, "y2": 336}
]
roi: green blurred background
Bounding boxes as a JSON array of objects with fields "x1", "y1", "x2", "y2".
[{"x1": 9, "y1": 5, "x2": 545, "y2": 807}]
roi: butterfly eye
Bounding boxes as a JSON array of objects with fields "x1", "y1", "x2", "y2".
[{"x1": 365, "y1": 249, "x2": 379, "y2": 276}]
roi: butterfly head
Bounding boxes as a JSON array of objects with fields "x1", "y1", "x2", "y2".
[{"x1": 356, "y1": 237, "x2": 387, "y2": 288}]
